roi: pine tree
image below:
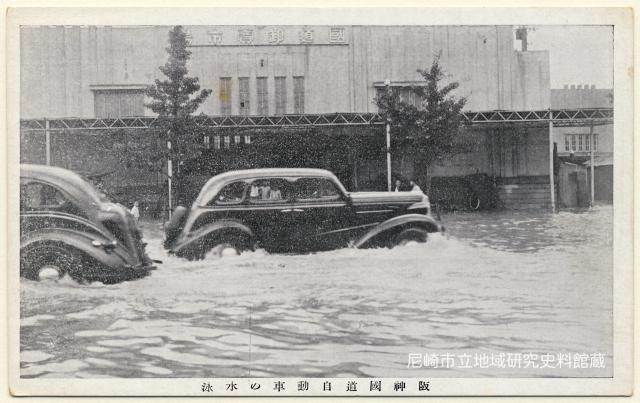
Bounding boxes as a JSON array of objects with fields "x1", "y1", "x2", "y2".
[
  {"x1": 375, "y1": 55, "x2": 467, "y2": 191},
  {"x1": 145, "y1": 25, "x2": 212, "y2": 205}
]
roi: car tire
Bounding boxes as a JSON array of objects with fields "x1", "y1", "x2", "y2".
[
  {"x1": 206, "y1": 233, "x2": 255, "y2": 259},
  {"x1": 182, "y1": 233, "x2": 253, "y2": 261},
  {"x1": 208, "y1": 242, "x2": 243, "y2": 258},
  {"x1": 393, "y1": 227, "x2": 429, "y2": 247},
  {"x1": 20, "y1": 243, "x2": 85, "y2": 282},
  {"x1": 468, "y1": 195, "x2": 481, "y2": 210}
]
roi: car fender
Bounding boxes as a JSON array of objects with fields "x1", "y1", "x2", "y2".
[
  {"x1": 353, "y1": 214, "x2": 442, "y2": 248},
  {"x1": 21, "y1": 228, "x2": 133, "y2": 269},
  {"x1": 171, "y1": 220, "x2": 255, "y2": 253}
]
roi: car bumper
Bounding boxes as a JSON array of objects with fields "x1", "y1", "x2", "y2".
[{"x1": 92, "y1": 262, "x2": 155, "y2": 283}]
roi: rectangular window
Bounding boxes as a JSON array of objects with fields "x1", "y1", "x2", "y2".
[
  {"x1": 585, "y1": 134, "x2": 590, "y2": 151},
  {"x1": 219, "y1": 78, "x2": 232, "y2": 115},
  {"x1": 399, "y1": 88, "x2": 415, "y2": 105},
  {"x1": 238, "y1": 77, "x2": 250, "y2": 115},
  {"x1": 224, "y1": 136, "x2": 231, "y2": 149},
  {"x1": 293, "y1": 77, "x2": 305, "y2": 114},
  {"x1": 565, "y1": 135, "x2": 570, "y2": 151},
  {"x1": 234, "y1": 135, "x2": 241, "y2": 144},
  {"x1": 93, "y1": 89, "x2": 144, "y2": 118},
  {"x1": 204, "y1": 136, "x2": 210, "y2": 149},
  {"x1": 593, "y1": 134, "x2": 598, "y2": 151},
  {"x1": 256, "y1": 77, "x2": 268, "y2": 115},
  {"x1": 244, "y1": 135, "x2": 251, "y2": 144},
  {"x1": 214, "y1": 136, "x2": 221, "y2": 150},
  {"x1": 578, "y1": 135, "x2": 583, "y2": 151},
  {"x1": 571, "y1": 135, "x2": 576, "y2": 151},
  {"x1": 275, "y1": 76, "x2": 287, "y2": 115}
]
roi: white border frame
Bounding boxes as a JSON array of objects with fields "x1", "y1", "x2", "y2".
[{"x1": 4, "y1": 6, "x2": 634, "y2": 397}]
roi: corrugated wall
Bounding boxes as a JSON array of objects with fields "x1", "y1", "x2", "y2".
[{"x1": 20, "y1": 25, "x2": 550, "y2": 119}]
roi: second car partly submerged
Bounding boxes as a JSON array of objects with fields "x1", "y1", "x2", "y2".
[{"x1": 165, "y1": 168, "x2": 444, "y2": 259}]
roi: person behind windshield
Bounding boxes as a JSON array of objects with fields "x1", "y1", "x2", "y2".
[
  {"x1": 410, "y1": 180, "x2": 422, "y2": 193},
  {"x1": 260, "y1": 182, "x2": 271, "y2": 200},
  {"x1": 249, "y1": 183, "x2": 260, "y2": 199},
  {"x1": 269, "y1": 186, "x2": 282, "y2": 200},
  {"x1": 394, "y1": 179, "x2": 402, "y2": 192}
]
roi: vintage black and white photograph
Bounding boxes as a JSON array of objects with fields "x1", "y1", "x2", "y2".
[{"x1": 6, "y1": 6, "x2": 634, "y2": 397}]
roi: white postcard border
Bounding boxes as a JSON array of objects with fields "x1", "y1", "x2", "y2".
[{"x1": 4, "y1": 5, "x2": 634, "y2": 397}]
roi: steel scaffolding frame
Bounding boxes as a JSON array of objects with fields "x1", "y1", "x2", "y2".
[{"x1": 20, "y1": 108, "x2": 613, "y2": 132}]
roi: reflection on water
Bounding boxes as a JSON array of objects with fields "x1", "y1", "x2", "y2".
[{"x1": 20, "y1": 207, "x2": 613, "y2": 378}]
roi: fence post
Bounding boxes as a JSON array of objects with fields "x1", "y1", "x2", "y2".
[
  {"x1": 45, "y1": 118, "x2": 51, "y2": 166},
  {"x1": 386, "y1": 121, "x2": 392, "y2": 192}
]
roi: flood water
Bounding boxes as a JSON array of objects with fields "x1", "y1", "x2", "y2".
[{"x1": 20, "y1": 206, "x2": 613, "y2": 378}]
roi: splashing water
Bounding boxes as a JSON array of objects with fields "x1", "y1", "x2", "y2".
[{"x1": 20, "y1": 207, "x2": 613, "y2": 378}]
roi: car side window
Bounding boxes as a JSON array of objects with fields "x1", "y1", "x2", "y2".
[
  {"x1": 21, "y1": 181, "x2": 71, "y2": 211},
  {"x1": 294, "y1": 178, "x2": 342, "y2": 202},
  {"x1": 248, "y1": 178, "x2": 291, "y2": 204},
  {"x1": 212, "y1": 181, "x2": 247, "y2": 205},
  {"x1": 20, "y1": 182, "x2": 69, "y2": 210}
]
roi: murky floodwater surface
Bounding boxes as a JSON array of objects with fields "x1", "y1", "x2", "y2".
[{"x1": 20, "y1": 207, "x2": 613, "y2": 378}]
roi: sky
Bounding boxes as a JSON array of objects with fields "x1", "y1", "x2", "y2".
[{"x1": 525, "y1": 26, "x2": 614, "y2": 90}]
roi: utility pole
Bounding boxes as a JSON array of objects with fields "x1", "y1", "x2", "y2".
[
  {"x1": 589, "y1": 122, "x2": 595, "y2": 207},
  {"x1": 386, "y1": 122, "x2": 392, "y2": 192},
  {"x1": 167, "y1": 139, "x2": 173, "y2": 219},
  {"x1": 385, "y1": 79, "x2": 392, "y2": 192},
  {"x1": 45, "y1": 118, "x2": 51, "y2": 166},
  {"x1": 548, "y1": 110, "x2": 556, "y2": 213}
]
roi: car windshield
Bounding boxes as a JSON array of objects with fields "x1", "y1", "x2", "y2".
[
  {"x1": 72, "y1": 177, "x2": 110, "y2": 204},
  {"x1": 86, "y1": 181, "x2": 110, "y2": 203},
  {"x1": 212, "y1": 181, "x2": 247, "y2": 205}
]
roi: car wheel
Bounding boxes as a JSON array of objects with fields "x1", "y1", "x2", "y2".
[
  {"x1": 393, "y1": 227, "x2": 428, "y2": 247},
  {"x1": 468, "y1": 195, "x2": 481, "y2": 210},
  {"x1": 20, "y1": 243, "x2": 84, "y2": 282},
  {"x1": 208, "y1": 242, "x2": 242, "y2": 258},
  {"x1": 206, "y1": 233, "x2": 254, "y2": 258}
]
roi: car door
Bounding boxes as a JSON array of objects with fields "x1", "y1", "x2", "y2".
[
  {"x1": 289, "y1": 177, "x2": 355, "y2": 251},
  {"x1": 242, "y1": 177, "x2": 298, "y2": 252}
]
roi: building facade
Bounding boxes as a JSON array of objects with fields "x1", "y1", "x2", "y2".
[
  {"x1": 21, "y1": 25, "x2": 550, "y2": 119},
  {"x1": 551, "y1": 85, "x2": 613, "y2": 205},
  {"x1": 551, "y1": 85, "x2": 613, "y2": 159},
  {"x1": 20, "y1": 25, "x2": 554, "y2": 210}
]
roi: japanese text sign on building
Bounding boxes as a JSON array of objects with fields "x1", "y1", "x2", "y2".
[
  {"x1": 329, "y1": 27, "x2": 346, "y2": 43},
  {"x1": 238, "y1": 29, "x2": 255, "y2": 45},
  {"x1": 186, "y1": 26, "x2": 349, "y2": 46},
  {"x1": 184, "y1": 29, "x2": 193, "y2": 42},
  {"x1": 207, "y1": 30, "x2": 223, "y2": 45},
  {"x1": 298, "y1": 28, "x2": 314, "y2": 44},
  {"x1": 266, "y1": 27, "x2": 285, "y2": 44}
]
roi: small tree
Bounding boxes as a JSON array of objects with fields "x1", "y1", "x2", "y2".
[
  {"x1": 145, "y1": 25, "x2": 212, "y2": 205},
  {"x1": 375, "y1": 55, "x2": 467, "y2": 192}
]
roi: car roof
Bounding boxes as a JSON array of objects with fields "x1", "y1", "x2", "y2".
[
  {"x1": 20, "y1": 164, "x2": 103, "y2": 204},
  {"x1": 194, "y1": 168, "x2": 346, "y2": 206},
  {"x1": 210, "y1": 168, "x2": 337, "y2": 182}
]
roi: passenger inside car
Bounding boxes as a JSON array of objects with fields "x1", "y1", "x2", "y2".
[
  {"x1": 269, "y1": 187, "x2": 282, "y2": 200},
  {"x1": 215, "y1": 181, "x2": 246, "y2": 204},
  {"x1": 249, "y1": 183, "x2": 260, "y2": 198},
  {"x1": 259, "y1": 182, "x2": 271, "y2": 200}
]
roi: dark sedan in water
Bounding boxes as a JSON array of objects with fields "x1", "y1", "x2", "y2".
[
  {"x1": 165, "y1": 168, "x2": 444, "y2": 259},
  {"x1": 20, "y1": 164, "x2": 155, "y2": 283}
]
